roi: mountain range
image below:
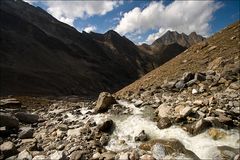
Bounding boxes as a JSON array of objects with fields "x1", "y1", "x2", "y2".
[
  {"x1": 0, "y1": 0, "x2": 204, "y2": 97},
  {"x1": 117, "y1": 21, "x2": 240, "y2": 97}
]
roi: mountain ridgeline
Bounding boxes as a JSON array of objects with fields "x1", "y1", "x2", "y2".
[{"x1": 0, "y1": 0, "x2": 205, "y2": 96}]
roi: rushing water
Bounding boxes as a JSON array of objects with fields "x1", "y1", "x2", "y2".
[
  {"x1": 50, "y1": 100, "x2": 239, "y2": 159},
  {"x1": 106, "y1": 100, "x2": 240, "y2": 159}
]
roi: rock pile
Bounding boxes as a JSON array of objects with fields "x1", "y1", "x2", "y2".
[
  {"x1": 0, "y1": 93, "x2": 121, "y2": 160},
  {"x1": 122, "y1": 59, "x2": 239, "y2": 137},
  {"x1": 1, "y1": 75, "x2": 239, "y2": 160}
]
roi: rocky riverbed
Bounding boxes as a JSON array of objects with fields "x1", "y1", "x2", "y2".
[{"x1": 1, "y1": 65, "x2": 240, "y2": 159}]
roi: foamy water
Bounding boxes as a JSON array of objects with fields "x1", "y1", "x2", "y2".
[
  {"x1": 49, "y1": 100, "x2": 239, "y2": 159},
  {"x1": 106, "y1": 100, "x2": 240, "y2": 159}
]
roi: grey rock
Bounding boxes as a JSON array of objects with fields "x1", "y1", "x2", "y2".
[
  {"x1": 92, "y1": 152, "x2": 101, "y2": 160},
  {"x1": 194, "y1": 72, "x2": 206, "y2": 81},
  {"x1": 5, "y1": 155, "x2": 17, "y2": 160},
  {"x1": 140, "y1": 154, "x2": 155, "y2": 160},
  {"x1": 157, "y1": 117, "x2": 172, "y2": 129},
  {"x1": 204, "y1": 117, "x2": 225, "y2": 128},
  {"x1": 193, "y1": 119, "x2": 211, "y2": 135},
  {"x1": 15, "y1": 112, "x2": 39, "y2": 124},
  {"x1": 129, "y1": 150, "x2": 139, "y2": 160},
  {"x1": 70, "y1": 150, "x2": 82, "y2": 160},
  {"x1": 216, "y1": 146, "x2": 239, "y2": 160},
  {"x1": 134, "y1": 100, "x2": 143, "y2": 107},
  {"x1": 101, "y1": 151, "x2": 116, "y2": 160},
  {"x1": 19, "y1": 127, "x2": 34, "y2": 139},
  {"x1": 157, "y1": 103, "x2": 172, "y2": 118},
  {"x1": 0, "y1": 113, "x2": 19, "y2": 128},
  {"x1": 186, "y1": 79, "x2": 197, "y2": 87},
  {"x1": 58, "y1": 124, "x2": 68, "y2": 131},
  {"x1": 49, "y1": 151, "x2": 67, "y2": 160},
  {"x1": 234, "y1": 154, "x2": 239, "y2": 160},
  {"x1": 199, "y1": 84, "x2": 207, "y2": 93},
  {"x1": 32, "y1": 155, "x2": 47, "y2": 160},
  {"x1": 56, "y1": 144, "x2": 65, "y2": 151},
  {"x1": 231, "y1": 107, "x2": 240, "y2": 114},
  {"x1": 152, "y1": 144, "x2": 165, "y2": 160},
  {"x1": 229, "y1": 82, "x2": 240, "y2": 90},
  {"x1": 98, "y1": 119, "x2": 114, "y2": 133},
  {"x1": 0, "y1": 98, "x2": 21, "y2": 108},
  {"x1": 161, "y1": 81, "x2": 176, "y2": 89},
  {"x1": 94, "y1": 92, "x2": 116, "y2": 113},
  {"x1": 100, "y1": 134, "x2": 109, "y2": 146},
  {"x1": 17, "y1": 149, "x2": 32, "y2": 160},
  {"x1": 192, "y1": 89, "x2": 198, "y2": 94},
  {"x1": 206, "y1": 70, "x2": 216, "y2": 76},
  {"x1": 180, "y1": 106, "x2": 192, "y2": 118},
  {"x1": 175, "y1": 80, "x2": 185, "y2": 89},
  {"x1": 135, "y1": 130, "x2": 148, "y2": 142},
  {"x1": 0, "y1": 141, "x2": 18, "y2": 158},
  {"x1": 182, "y1": 72, "x2": 194, "y2": 83},
  {"x1": 118, "y1": 152, "x2": 129, "y2": 160},
  {"x1": 218, "y1": 114, "x2": 233, "y2": 126}
]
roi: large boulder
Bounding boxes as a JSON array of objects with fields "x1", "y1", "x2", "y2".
[
  {"x1": 19, "y1": 127, "x2": 34, "y2": 139},
  {"x1": 0, "y1": 113, "x2": 19, "y2": 129},
  {"x1": 139, "y1": 139, "x2": 200, "y2": 160},
  {"x1": 70, "y1": 150, "x2": 83, "y2": 160},
  {"x1": 151, "y1": 144, "x2": 166, "y2": 159},
  {"x1": 15, "y1": 112, "x2": 39, "y2": 124},
  {"x1": 98, "y1": 119, "x2": 114, "y2": 133},
  {"x1": 156, "y1": 103, "x2": 172, "y2": 118},
  {"x1": 193, "y1": 119, "x2": 212, "y2": 135},
  {"x1": 94, "y1": 92, "x2": 116, "y2": 113},
  {"x1": 157, "y1": 117, "x2": 172, "y2": 129},
  {"x1": 215, "y1": 146, "x2": 239, "y2": 160},
  {"x1": 17, "y1": 149, "x2": 32, "y2": 160},
  {"x1": 0, "y1": 141, "x2": 18, "y2": 159}
]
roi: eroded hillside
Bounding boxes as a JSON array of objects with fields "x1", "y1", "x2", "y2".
[{"x1": 116, "y1": 21, "x2": 240, "y2": 97}]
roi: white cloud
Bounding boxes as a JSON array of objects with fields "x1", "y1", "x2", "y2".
[
  {"x1": 45, "y1": 1, "x2": 122, "y2": 26},
  {"x1": 115, "y1": 1, "x2": 222, "y2": 44},
  {"x1": 84, "y1": 25, "x2": 97, "y2": 33}
]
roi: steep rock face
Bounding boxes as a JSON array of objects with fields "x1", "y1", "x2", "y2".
[
  {"x1": 139, "y1": 43, "x2": 187, "y2": 67},
  {"x1": 0, "y1": 0, "x2": 152, "y2": 96},
  {"x1": 152, "y1": 31, "x2": 205, "y2": 48},
  {"x1": 138, "y1": 31, "x2": 205, "y2": 67}
]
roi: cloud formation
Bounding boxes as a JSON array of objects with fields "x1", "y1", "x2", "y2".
[
  {"x1": 84, "y1": 25, "x2": 97, "y2": 33},
  {"x1": 115, "y1": 1, "x2": 222, "y2": 44},
  {"x1": 45, "y1": 1, "x2": 122, "y2": 26}
]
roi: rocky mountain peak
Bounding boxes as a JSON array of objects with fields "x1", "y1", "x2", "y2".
[
  {"x1": 104, "y1": 30, "x2": 120, "y2": 36},
  {"x1": 152, "y1": 30, "x2": 205, "y2": 48}
]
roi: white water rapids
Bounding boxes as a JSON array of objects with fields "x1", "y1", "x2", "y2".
[
  {"x1": 106, "y1": 100, "x2": 239, "y2": 159},
  {"x1": 50, "y1": 100, "x2": 239, "y2": 159}
]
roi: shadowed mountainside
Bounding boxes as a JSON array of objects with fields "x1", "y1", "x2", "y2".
[{"x1": 0, "y1": 0, "x2": 204, "y2": 97}]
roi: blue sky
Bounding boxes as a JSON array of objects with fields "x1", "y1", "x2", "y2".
[{"x1": 25, "y1": 0, "x2": 239, "y2": 44}]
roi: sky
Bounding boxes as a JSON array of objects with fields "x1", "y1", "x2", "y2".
[{"x1": 24, "y1": 0, "x2": 239, "y2": 45}]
